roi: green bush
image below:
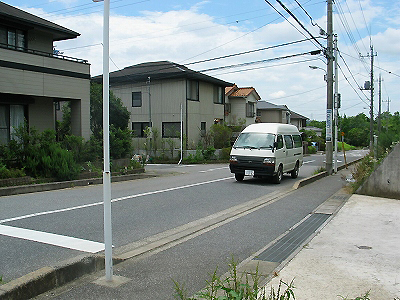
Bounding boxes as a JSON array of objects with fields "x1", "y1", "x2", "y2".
[
  {"x1": 308, "y1": 146, "x2": 317, "y2": 154},
  {"x1": 202, "y1": 146, "x2": 216, "y2": 160},
  {"x1": 220, "y1": 147, "x2": 232, "y2": 160},
  {"x1": 210, "y1": 123, "x2": 232, "y2": 149},
  {"x1": 0, "y1": 163, "x2": 26, "y2": 179}
]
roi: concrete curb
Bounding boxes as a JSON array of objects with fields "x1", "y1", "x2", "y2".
[
  {"x1": 293, "y1": 156, "x2": 364, "y2": 189},
  {"x1": 0, "y1": 170, "x2": 156, "y2": 197},
  {"x1": 0, "y1": 255, "x2": 124, "y2": 300}
]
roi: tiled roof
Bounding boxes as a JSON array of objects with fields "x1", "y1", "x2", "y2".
[
  {"x1": 92, "y1": 61, "x2": 233, "y2": 86},
  {"x1": 0, "y1": 2, "x2": 79, "y2": 41},
  {"x1": 226, "y1": 85, "x2": 261, "y2": 100}
]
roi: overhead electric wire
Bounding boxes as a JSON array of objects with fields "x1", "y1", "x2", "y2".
[
  {"x1": 264, "y1": 0, "x2": 324, "y2": 51},
  {"x1": 273, "y1": 0, "x2": 325, "y2": 50},
  {"x1": 185, "y1": 38, "x2": 316, "y2": 66},
  {"x1": 198, "y1": 50, "x2": 321, "y2": 72}
]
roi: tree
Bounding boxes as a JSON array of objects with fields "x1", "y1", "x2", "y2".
[{"x1": 90, "y1": 82, "x2": 130, "y2": 137}]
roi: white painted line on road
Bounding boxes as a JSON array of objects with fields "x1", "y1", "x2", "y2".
[
  {"x1": 303, "y1": 160, "x2": 316, "y2": 164},
  {"x1": 0, "y1": 177, "x2": 233, "y2": 224},
  {"x1": 199, "y1": 166, "x2": 229, "y2": 173},
  {"x1": 0, "y1": 225, "x2": 105, "y2": 253}
]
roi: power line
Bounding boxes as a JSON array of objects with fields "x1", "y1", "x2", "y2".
[
  {"x1": 185, "y1": 38, "x2": 316, "y2": 66},
  {"x1": 199, "y1": 50, "x2": 321, "y2": 72},
  {"x1": 274, "y1": 0, "x2": 325, "y2": 50},
  {"x1": 264, "y1": 0, "x2": 324, "y2": 51}
]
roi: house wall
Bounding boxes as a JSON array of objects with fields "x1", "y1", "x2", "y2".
[
  {"x1": 111, "y1": 79, "x2": 225, "y2": 150},
  {"x1": 28, "y1": 97, "x2": 54, "y2": 132},
  {"x1": 0, "y1": 48, "x2": 91, "y2": 139},
  {"x1": 258, "y1": 110, "x2": 283, "y2": 123},
  {"x1": 27, "y1": 29, "x2": 53, "y2": 53}
]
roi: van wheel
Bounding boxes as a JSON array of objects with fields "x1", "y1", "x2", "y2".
[
  {"x1": 291, "y1": 162, "x2": 299, "y2": 179},
  {"x1": 235, "y1": 173, "x2": 244, "y2": 181},
  {"x1": 273, "y1": 165, "x2": 283, "y2": 184}
]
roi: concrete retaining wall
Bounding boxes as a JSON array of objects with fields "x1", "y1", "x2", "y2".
[{"x1": 357, "y1": 143, "x2": 400, "y2": 200}]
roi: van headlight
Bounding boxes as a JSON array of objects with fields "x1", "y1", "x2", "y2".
[
  {"x1": 230, "y1": 156, "x2": 238, "y2": 164},
  {"x1": 263, "y1": 157, "x2": 275, "y2": 166}
]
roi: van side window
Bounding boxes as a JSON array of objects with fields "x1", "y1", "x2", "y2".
[
  {"x1": 276, "y1": 135, "x2": 284, "y2": 149},
  {"x1": 284, "y1": 135, "x2": 293, "y2": 149},
  {"x1": 292, "y1": 135, "x2": 302, "y2": 148}
]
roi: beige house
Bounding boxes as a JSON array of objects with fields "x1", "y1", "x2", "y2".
[
  {"x1": 0, "y1": 2, "x2": 90, "y2": 144},
  {"x1": 92, "y1": 61, "x2": 233, "y2": 148},
  {"x1": 256, "y1": 101, "x2": 290, "y2": 124},
  {"x1": 224, "y1": 85, "x2": 261, "y2": 127},
  {"x1": 289, "y1": 111, "x2": 308, "y2": 129}
]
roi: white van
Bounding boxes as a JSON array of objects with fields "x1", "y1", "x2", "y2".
[{"x1": 229, "y1": 123, "x2": 303, "y2": 183}]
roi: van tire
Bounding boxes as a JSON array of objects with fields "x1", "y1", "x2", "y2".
[
  {"x1": 291, "y1": 161, "x2": 299, "y2": 179},
  {"x1": 273, "y1": 165, "x2": 283, "y2": 184},
  {"x1": 235, "y1": 173, "x2": 244, "y2": 181}
]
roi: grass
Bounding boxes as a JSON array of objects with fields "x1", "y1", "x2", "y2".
[{"x1": 173, "y1": 257, "x2": 296, "y2": 300}]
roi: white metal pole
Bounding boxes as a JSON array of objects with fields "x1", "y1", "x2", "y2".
[
  {"x1": 102, "y1": 0, "x2": 113, "y2": 282},
  {"x1": 178, "y1": 103, "x2": 183, "y2": 165}
]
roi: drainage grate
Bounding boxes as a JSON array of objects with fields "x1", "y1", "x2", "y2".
[{"x1": 256, "y1": 213, "x2": 330, "y2": 263}]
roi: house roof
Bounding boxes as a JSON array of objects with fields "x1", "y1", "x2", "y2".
[
  {"x1": 225, "y1": 85, "x2": 261, "y2": 100},
  {"x1": 290, "y1": 111, "x2": 308, "y2": 120},
  {"x1": 92, "y1": 61, "x2": 234, "y2": 86},
  {"x1": 0, "y1": 2, "x2": 79, "y2": 41},
  {"x1": 257, "y1": 101, "x2": 288, "y2": 111}
]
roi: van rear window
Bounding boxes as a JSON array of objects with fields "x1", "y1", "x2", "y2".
[{"x1": 292, "y1": 135, "x2": 302, "y2": 148}]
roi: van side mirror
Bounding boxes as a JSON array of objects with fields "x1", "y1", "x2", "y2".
[{"x1": 273, "y1": 141, "x2": 278, "y2": 152}]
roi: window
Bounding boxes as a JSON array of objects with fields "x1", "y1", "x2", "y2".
[
  {"x1": 187, "y1": 80, "x2": 199, "y2": 101},
  {"x1": 213, "y1": 86, "x2": 223, "y2": 104},
  {"x1": 162, "y1": 122, "x2": 180, "y2": 138},
  {"x1": 284, "y1": 135, "x2": 293, "y2": 149},
  {"x1": 132, "y1": 122, "x2": 150, "y2": 137},
  {"x1": 0, "y1": 104, "x2": 25, "y2": 144},
  {"x1": 200, "y1": 122, "x2": 206, "y2": 137},
  {"x1": 132, "y1": 92, "x2": 142, "y2": 107},
  {"x1": 292, "y1": 135, "x2": 302, "y2": 148},
  {"x1": 0, "y1": 26, "x2": 26, "y2": 50},
  {"x1": 276, "y1": 135, "x2": 284, "y2": 149},
  {"x1": 246, "y1": 102, "x2": 255, "y2": 117}
]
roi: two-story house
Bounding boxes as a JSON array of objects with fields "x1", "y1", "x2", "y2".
[
  {"x1": 0, "y1": 2, "x2": 90, "y2": 144},
  {"x1": 92, "y1": 61, "x2": 233, "y2": 148},
  {"x1": 256, "y1": 101, "x2": 291, "y2": 124},
  {"x1": 224, "y1": 84, "x2": 261, "y2": 127}
]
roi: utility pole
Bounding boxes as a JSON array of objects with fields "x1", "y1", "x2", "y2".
[
  {"x1": 326, "y1": 0, "x2": 334, "y2": 175},
  {"x1": 378, "y1": 74, "x2": 382, "y2": 136},
  {"x1": 360, "y1": 46, "x2": 377, "y2": 152},
  {"x1": 333, "y1": 34, "x2": 339, "y2": 173}
]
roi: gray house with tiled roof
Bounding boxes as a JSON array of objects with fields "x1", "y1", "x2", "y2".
[
  {"x1": 0, "y1": 2, "x2": 90, "y2": 143},
  {"x1": 92, "y1": 61, "x2": 233, "y2": 149},
  {"x1": 224, "y1": 84, "x2": 261, "y2": 127}
]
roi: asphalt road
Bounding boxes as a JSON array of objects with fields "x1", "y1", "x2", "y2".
[{"x1": 0, "y1": 150, "x2": 367, "y2": 289}]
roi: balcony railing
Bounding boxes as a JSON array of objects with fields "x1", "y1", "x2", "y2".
[{"x1": 0, "y1": 43, "x2": 88, "y2": 64}]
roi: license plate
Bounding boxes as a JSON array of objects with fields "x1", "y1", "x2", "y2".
[{"x1": 245, "y1": 170, "x2": 254, "y2": 176}]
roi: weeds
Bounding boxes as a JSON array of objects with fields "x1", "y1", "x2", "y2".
[
  {"x1": 313, "y1": 166, "x2": 326, "y2": 175},
  {"x1": 338, "y1": 290, "x2": 370, "y2": 300},
  {"x1": 173, "y1": 257, "x2": 295, "y2": 300}
]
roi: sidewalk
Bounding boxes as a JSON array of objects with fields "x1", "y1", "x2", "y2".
[{"x1": 266, "y1": 194, "x2": 400, "y2": 299}]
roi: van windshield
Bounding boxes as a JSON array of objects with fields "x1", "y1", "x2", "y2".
[{"x1": 233, "y1": 132, "x2": 275, "y2": 149}]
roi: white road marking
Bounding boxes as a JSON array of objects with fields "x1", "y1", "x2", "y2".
[
  {"x1": 302, "y1": 160, "x2": 316, "y2": 164},
  {"x1": 0, "y1": 177, "x2": 233, "y2": 224},
  {"x1": 0, "y1": 225, "x2": 104, "y2": 253},
  {"x1": 199, "y1": 166, "x2": 230, "y2": 173}
]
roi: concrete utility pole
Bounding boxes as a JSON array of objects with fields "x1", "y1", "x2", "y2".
[
  {"x1": 369, "y1": 46, "x2": 375, "y2": 151},
  {"x1": 326, "y1": 0, "x2": 334, "y2": 175},
  {"x1": 378, "y1": 73, "x2": 382, "y2": 136},
  {"x1": 333, "y1": 34, "x2": 339, "y2": 173}
]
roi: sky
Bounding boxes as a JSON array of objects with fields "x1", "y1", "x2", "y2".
[{"x1": 6, "y1": 0, "x2": 400, "y2": 121}]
